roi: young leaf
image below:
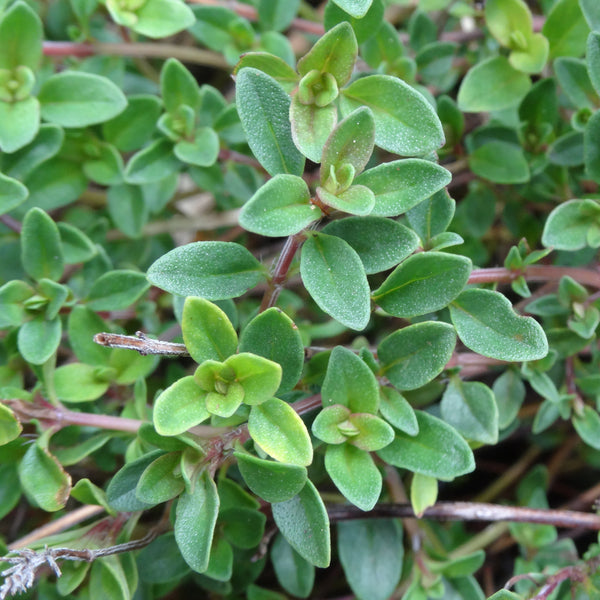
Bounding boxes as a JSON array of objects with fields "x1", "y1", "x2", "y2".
[
  {"x1": 235, "y1": 452, "x2": 307, "y2": 502},
  {"x1": 321, "y1": 346, "x2": 379, "y2": 413},
  {"x1": 226, "y1": 353, "x2": 282, "y2": 405},
  {"x1": 271, "y1": 480, "x2": 331, "y2": 568},
  {"x1": 440, "y1": 379, "x2": 499, "y2": 445},
  {"x1": 337, "y1": 519, "x2": 403, "y2": 600},
  {"x1": 21, "y1": 207, "x2": 64, "y2": 281},
  {"x1": 410, "y1": 473, "x2": 438, "y2": 518},
  {"x1": 354, "y1": 159, "x2": 451, "y2": 217},
  {"x1": 17, "y1": 314, "x2": 61, "y2": 365},
  {"x1": 147, "y1": 241, "x2": 266, "y2": 299},
  {"x1": 378, "y1": 322, "x2": 456, "y2": 390},
  {"x1": 542, "y1": 199, "x2": 600, "y2": 250},
  {"x1": 372, "y1": 252, "x2": 472, "y2": 318},
  {"x1": 0, "y1": 172, "x2": 28, "y2": 214},
  {"x1": 325, "y1": 444, "x2": 381, "y2": 511},
  {"x1": 290, "y1": 99, "x2": 337, "y2": 163},
  {"x1": 248, "y1": 398, "x2": 313, "y2": 466},
  {"x1": 175, "y1": 470, "x2": 219, "y2": 573},
  {"x1": 160, "y1": 58, "x2": 200, "y2": 113},
  {"x1": 136, "y1": 452, "x2": 185, "y2": 504},
  {"x1": 182, "y1": 297, "x2": 238, "y2": 364},
  {"x1": 239, "y1": 308, "x2": 305, "y2": 393},
  {"x1": 300, "y1": 232, "x2": 371, "y2": 330},
  {"x1": 39, "y1": 72, "x2": 127, "y2": 127},
  {"x1": 239, "y1": 174, "x2": 319, "y2": 237},
  {"x1": 339, "y1": 74, "x2": 445, "y2": 155},
  {"x1": 297, "y1": 22, "x2": 357, "y2": 87},
  {"x1": 236, "y1": 67, "x2": 304, "y2": 176},
  {"x1": 0, "y1": 1, "x2": 43, "y2": 70},
  {"x1": 153, "y1": 375, "x2": 210, "y2": 436},
  {"x1": 377, "y1": 411, "x2": 475, "y2": 480},
  {"x1": 325, "y1": 0, "x2": 384, "y2": 44},
  {"x1": 450, "y1": 289, "x2": 548, "y2": 361},
  {"x1": 0, "y1": 404, "x2": 22, "y2": 445}
]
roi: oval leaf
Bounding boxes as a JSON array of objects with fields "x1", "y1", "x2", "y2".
[
  {"x1": 450, "y1": 289, "x2": 548, "y2": 361},
  {"x1": 300, "y1": 232, "x2": 370, "y2": 330}
]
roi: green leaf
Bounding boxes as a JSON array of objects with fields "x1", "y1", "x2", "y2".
[
  {"x1": 137, "y1": 533, "x2": 190, "y2": 584},
  {"x1": 257, "y1": 0, "x2": 300, "y2": 31},
  {"x1": 174, "y1": 128, "x2": 219, "y2": 167},
  {"x1": 510, "y1": 32, "x2": 549, "y2": 74},
  {"x1": 18, "y1": 314, "x2": 61, "y2": 365},
  {"x1": 588, "y1": 33, "x2": 600, "y2": 97},
  {"x1": 124, "y1": 138, "x2": 180, "y2": 184},
  {"x1": 248, "y1": 398, "x2": 313, "y2": 466},
  {"x1": 457, "y1": 56, "x2": 531, "y2": 112},
  {"x1": 67, "y1": 306, "x2": 111, "y2": 366},
  {"x1": 493, "y1": 369, "x2": 526, "y2": 429},
  {"x1": 316, "y1": 183, "x2": 375, "y2": 216},
  {"x1": 175, "y1": 470, "x2": 219, "y2": 573},
  {"x1": 312, "y1": 404, "x2": 351, "y2": 444},
  {"x1": 235, "y1": 452, "x2": 307, "y2": 502},
  {"x1": 0, "y1": 97, "x2": 40, "y2": 153},
  {"x1": 271, "y1": 480, "x2": 330, "y2": 568},
  {"x1": 325, "y1": 0, "x2": 384, "y2": 45},
  {"x1": 354, "y1": 158, "x2": 451, "y2": 217},
  {"x1": 86, "y1": 270, "x2": 149, "y2": 311},
  {"x1": 378, "y1": 410, "x2": 475, "y2": 480},
  {"x1": 234, "y1": 52, "x2": 299, "y2": 91},
  {"x1": 406, "y1": 189, "x2": 455, "y2": 244},
  {"x1": 542, "y1": 0, "x2": 590, "y2": 59},
  {"x1": 554, "y1": 57, "x2": 599, "y2": 110},
  {"x1": 39, "y1": 72, "x2": 127, "y2": 127},
  {"x1": 572, "y1": 405, "x2": 600, "y2": 450},
  {"x1": 440, "y1": 379, "x2": 499, "y2": 444},
  {"x1": 379, "y1": 387, "x2": 419, "y2": 436},
  {"x1": 329, "y1": 0, "x2": 373, "y2": 19},
  {"x1": 321, "y1": 346, "x2": 379, "y2": 413},
  {"x1": 485, "y1": 0, "x2": 533, "y2": 48},
  {"x1": 585, "y1": 110, "x2": 600, "y2": 182},
  {"x1": 290, "y1": 98, "x2": 337, "y2": 163},
  {"x1": 160, "y1": 58, "x2": 200, "y2": 113},
  {"x1": 325, "y1": 444, "x2": 381, "y2": 511},
  {"x1": 338, "y1": 519, "x2": 403, "y2": 600},
  {"x1": 340, "y1": 74, "x2": 445, "y2": 155},
  {"x1": 468, "y1": 141, "x2": 530, "y2": 184},
  {"x1": 410, "y1": 472, "x2": 438, "y2": 517},
  {"x1": 84, "y1": 143, "x2": 124, "y2": 187},
  {"x1": 239, "y1": 174, "x2": 319, "y2": 237},
  {"x1": 378, "y1": 322, "x2": 456, "y2": 391},
  {"x1": 373, "y1": 252, "x2": 471, "y2": 318},
  {"x1": 0, "y1": 280, "x2": 33, "y2": 328},
  {"x1": 300, "y1": 232, "x2": 370, "y2": 330},
  {"x1": 236, "y1": 67, "x2": 304, "y2": 176},
  {"x1": 450, "y1": 289, "x2": 548, "y2": 361},
  {"x1": 53, "y1": 363, "x2": 111, "y2": 403},
  {"x1": 21, "y1": 207, "x2": 64, "y2": 281},
  {"x1": 107, "y1": 0, "x2": 195, "y2": 38},
  {"x1": 239, "y1": 308, "x2": 305, "y2": 393},
  {"x1": 321, "y1": 107, "x2": 375, "y2": 186},
  {"x1": 0, "y1": 404, "x2": 22, "y2": 445},
  {"x1": 89, "y1": 557, "x2": 129, "y2": 600},
  {"x1": 153, "y1": 375, "x2": 210, "y2": 436},
  {"x1": 102, "y1": 95, "x2": 162, "y2": 152},
  {"x1": 226, "y1": 353, "x2": 282, "y2": 405},
  {"x1": 147, "y1": 241, "x2": 266, "y2": 300},
  {"x1": 136, "y1": 452, "x2": 185, "y2": 503},
  {"x1": 0, "y1": 1, "x2": 42, "y2": 69},
  {"x1": 182, "y1": 297, "x2": 238, "y2": 364},
  {"x1": 0, "y1": 172, "x2": 28, "y2": 214},
  {"x1": 106, "y1": 450, "x2": 164, "y2": 511},
  {"x1": 18, "y1": 440, "x2": 71, "y2": 512},
  {"x1": 271, "y1": 534, "x2": 315, "y2": 598},
  {"x1": 542, "y1": 199, "x2": 600, "y2": 250},
  {"x1": 322, "y1": 216, "x2": 419, "y2": 274},
  {"x1": 297, "y1": 22, "x2": 357, "y2": 87},
  {"x1": 106, "y1": 184, "x2": 147, "y2": 239}
]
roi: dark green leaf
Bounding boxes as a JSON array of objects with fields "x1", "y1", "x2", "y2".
[
  {"x1": 271, "y1": 480, "x2": 330, "y2": 568},
  {"x1": 585, "y1": 110, "x2": 600, "y2": 182},
  {"x1": 147, "y1": 241, "x2": 266, "y2": 300},
  {"x1": 554, "y1": 57, "x2": 599, "y2": 109},
  {"x1": 373, "y1": 252, "x2": 471, "y2": 318},
  {"x1": 86, "y1": 270, "x2": 149, "y2": 311},
  {"x1": 379, "y1": 387, "x2": 419, "y2": 436},
  {"x1": 377, "y1": 410, "x2": 475, "y2": 480},
  {"x1": 378, "y1": 321, "x2": 456, "y2": 390},
  {"x1": 542, "y1": 199, "x2": 600, "y2": 250},
  {"x1": 468, "y1": 141, "x2": 530, "y2": 184},
  {"x1": 450, "y1": 289, "x2": 548, "y2": 361},
  {"x1": 235, "y1": 452, "x2": 307, "y2": 502},
  {"x1": 300, "y1": 232, "x2": 370, "y2": 330},
  {"x1": 493, "y1": 369, "x2": 526, "y2": 429},
  {"x1": 137, "y1": 533, "x2": 190, "y2": 583},
  {"x1": 340, "y1": 74, "x2": 444, "y2": 155},
  {"x1": 271, "y1": 534, "x2": 315, "y2": 598},
  {"x1": 325, "y1": 0, "x2": 384, "y2": 44},
  {"x1": 161, "y1": 58, "x2": 200, "y2": 113},
  {"x1": 136, "y1": 452, "x2": 185, "y2": 503},
  {"x1": 124, "y1": 138, "x2": 180, "y2": 184},
  {"x1": 338, "y1": 519, "x2": 403, "y2": 600},
  {"x1": 175, "y1": 470, "x2": 219, "y2": 573},
  {"x1": 572, "y1": 405, "x2": 600, "y2": 449},
  {"x1": 39, "y1": 72, "x2": 127, "y2": 127},
  {"x1": 257, "y1": 0, "x2": 300, "y2": 31},
  {"x1": 21, "y1": 207, "x2": 64, "y2": 281},
  {"x1": 236, "y1": 67, "x2": 304, "y2": 176}
]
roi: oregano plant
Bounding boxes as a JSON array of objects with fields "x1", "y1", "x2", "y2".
[{"x1": 2, "y1": 1, "x2": 600, "y2": 599}]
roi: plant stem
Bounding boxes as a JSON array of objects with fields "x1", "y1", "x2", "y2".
[
  {"x1": 43, "y1": 42, "x2": 229, "y2": 68},
  {"x1": 93, "y1": 331, "x2": 189, "y2": 357},
  {"x1": 469, "y1": 265, "x2": 600, "y2": 289}
]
